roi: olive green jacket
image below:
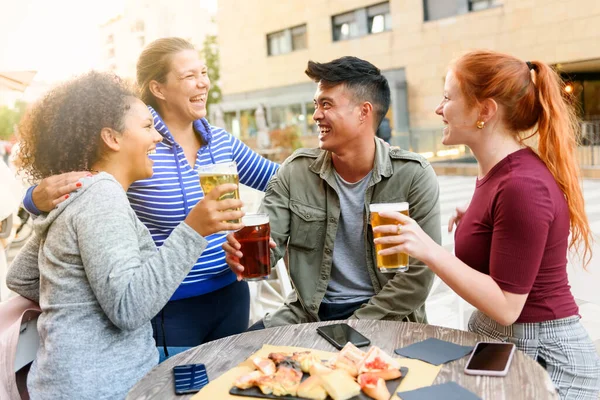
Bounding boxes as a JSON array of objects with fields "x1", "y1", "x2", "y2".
[{"x1": 261, "y1": 139, "x2": 441, "y2": 328}]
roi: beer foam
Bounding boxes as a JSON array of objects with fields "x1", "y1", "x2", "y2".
[
  {"x1": 369, "y1": 202, "x2": 409, "y2": 213},
  {"x1": 242, "y1": 213, "x2": 269, "y2": 226}
]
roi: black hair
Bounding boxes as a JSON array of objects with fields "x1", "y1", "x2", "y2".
[{"x1": 305, "y1": 56, "x2": 391, "y2": 128}]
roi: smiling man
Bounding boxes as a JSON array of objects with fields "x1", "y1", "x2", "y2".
[{"x1": 226, "y1": 56, "x2": 441, "y2": 327}]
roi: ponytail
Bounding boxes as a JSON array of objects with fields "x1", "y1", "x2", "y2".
[{"x1": 529, "y1": 61, "x2": 592, "y2": 268}]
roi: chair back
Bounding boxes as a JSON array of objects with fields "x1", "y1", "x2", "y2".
[{"x1": 0, "y1": 296, "x2": 41, "y2": 400}]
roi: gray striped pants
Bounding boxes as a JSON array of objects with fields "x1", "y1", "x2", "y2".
[{"x1": 469, "y1": 311, "x2": 600, "y2": 400}]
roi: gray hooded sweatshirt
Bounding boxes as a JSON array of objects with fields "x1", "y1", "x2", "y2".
[{"x1": 6, "y1": 173, "x2": 208, "y2": 399}]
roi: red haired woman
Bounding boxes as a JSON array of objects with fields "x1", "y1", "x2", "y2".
[{"x1": 373, "y1": 50, "x2": 600, "y2": 399}]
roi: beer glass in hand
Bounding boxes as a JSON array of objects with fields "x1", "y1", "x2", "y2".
[
  {"x1": 370, "y1": 202, "x2": 410, "y2": 272},
  {"x1": 233, "y1": 214, "x2": 271, "y2": 281},
  {"x1": 198, "y1": 161, "x2": 241, "y2": 224}
]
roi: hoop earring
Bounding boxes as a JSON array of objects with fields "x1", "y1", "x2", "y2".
[{"x1": 476, "y1": 120, "x2": 485, "y2": 129}]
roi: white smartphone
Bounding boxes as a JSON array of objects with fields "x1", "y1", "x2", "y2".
[{"x1": 464, "y1": 342, "x2": 516, "y2": 377}]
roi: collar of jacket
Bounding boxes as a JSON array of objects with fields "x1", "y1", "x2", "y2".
[
  {"x1": 307, "y1": 138, "x2": 395, "y2": 184},
  {"x1": 147, "y1": 105, "x2": 213, "y2": 147}
]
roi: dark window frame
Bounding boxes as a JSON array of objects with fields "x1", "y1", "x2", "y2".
[
  {"x1": 331, "y1": 1, "x2": 392, "y2": 42},
  {"x1": 468, "y1": 0, "x2": 501, "y2": 11},
  {"x1": 266, "y1": 23, "x2": 308, "y2": 57}
]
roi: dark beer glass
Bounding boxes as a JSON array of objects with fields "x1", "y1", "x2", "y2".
[{"x1": 234, "y1": 214, "x2": 271, "y2": 281}]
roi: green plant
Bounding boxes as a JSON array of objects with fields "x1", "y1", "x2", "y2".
[
  {"x1": 269, "y1": 126, "x2": 302, "y2": 150},
  {"x1": 199, "y1": 33, "x2": 221, "y2": 116}
]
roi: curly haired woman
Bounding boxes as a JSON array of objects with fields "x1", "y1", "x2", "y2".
[{"x1": 7, "y1": 71, "x2": 244, "y2": 399}]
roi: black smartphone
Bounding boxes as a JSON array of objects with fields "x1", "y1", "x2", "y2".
[
  {"x1": 316, "y1": 323, "x2": 371, "y2": 350},
  {"x1": 464, "y1": 342, "x2": 516, "y2": 377},
  {"x1": 173, "y1": 363, "x2": 209, "y2": 395}
]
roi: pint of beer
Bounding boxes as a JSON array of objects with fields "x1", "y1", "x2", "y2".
[
  {"x1": 234, "y1": 214, "x2": 271, "y2": 281},
  {"x1": 369, "y1": 202, "x2": 409, "y2": 273},
  {"x1": 198, "y1": 161, "x2": 241, "y2": 224}
]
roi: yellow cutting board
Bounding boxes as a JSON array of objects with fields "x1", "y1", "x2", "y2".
[{"x1": 192, "y1": 344, "x2": 441, "y2": 400}]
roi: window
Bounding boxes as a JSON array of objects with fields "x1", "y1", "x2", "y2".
[
  {"x1": 368, "y1": 2, "x2": 391, "y2": 34},
  {"x1": 137, "y1": 36, "x2": 145, "y2": 47},
  {"x1": 107, "y1": 48, "x2": 115, "y2": 59},
  {"x1": 267, "y1": 31, "x2": 289, "y2": 56},
  {"x1": 267, "y1": 24, "x2": 307, "y2": 56},
  {"x1": 291, "y1": 25, "x2": 307, "y2": 51},
  {"x1": 332, "y1": 2, "x2": 391, "y2": 41},
  {"x1": 424, "y1": 0, "x2": 501, "y2": 21},
  {"x1": 106, "y1": 34, "x2": 114, "y2": 45},
  {"x1": 332, "y1": 11, "x2": 359, "y2": 41},
  {"x1": 469, "y1": 0, "x2": 501, "y2": 11}
]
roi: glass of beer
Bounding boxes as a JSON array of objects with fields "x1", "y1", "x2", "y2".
[
  {"x1": 234, "y1": 213, "x2": 271, "y2": 281},
  {"x1": 198, "y1": 161, "x2": 241, "y2": 224},
  {"x1": 370, "y1": 202, "x2": 410, "y2": 273}
]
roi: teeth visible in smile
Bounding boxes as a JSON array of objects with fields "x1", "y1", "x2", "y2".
[
  {"x1": 147, "y1": 149, "x2": 156, "y2": 155},
  {"x1": 319, "y1": 127, "x2": 331, "y2": 134},
  {"x1": 190, "y1": 94, "x2": 206, "y2": 102}
]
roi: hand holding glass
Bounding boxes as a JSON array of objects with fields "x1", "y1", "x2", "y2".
[
  {"x1": 233, "y1": 214, "x2": 271, "y2": 281},
  {"x1": 370, "y1": 202, "x2": 410, "y2": 273},
  {"x1": 198, "y1": 162, "x2": 241, "y2": 224}
]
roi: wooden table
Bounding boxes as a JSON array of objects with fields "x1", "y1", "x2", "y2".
[{"x1": 127, "y1": 320, "x2": 557, "y2": 400}]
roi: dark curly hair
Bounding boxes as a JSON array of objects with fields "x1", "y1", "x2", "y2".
[{"x1": 18, "y1": 71, "x2": 137, "y2": 182}]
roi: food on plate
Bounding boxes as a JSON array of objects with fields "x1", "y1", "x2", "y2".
[
  {"x1": 358, "y1": 373, "x2": 391, "y2": 400},
  {"x1": 252, "y1": 356, "x2": 277, "y2": 375},
  {"x1": 255, "y1": 374, "x2": 275, "y2": 394},
  {"x1": 233, "y1": 370, "x2": 264, "y2": 390},
  {"x1": 339, "y1": 342, "x2": 367, "y2": 365},
  {"x1": 358, "y1": 346, "x2": 402, "y2": 380},
  {"x1": 309, "y1": 362, "x2": 334, "y2": 377},
  {"x1": 233, "y1": 345, "x2": 404, "y2": 400},
  {"x1": 297, "y1": 375, "x2": 328, "y2": 400},
  {"x1": 330, "y1": 354, "x2": 358, "y2": 377},
  {"x1": 293, "y1": 351, "x2": 323, "y2": 373},
  {"x1": 319, "y1": 370, "x2": 362, "y2": 400}
]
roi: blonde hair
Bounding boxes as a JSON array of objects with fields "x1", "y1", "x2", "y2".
[{"x1": 136, "y1": 37, "x2": 195, "y2": 110}]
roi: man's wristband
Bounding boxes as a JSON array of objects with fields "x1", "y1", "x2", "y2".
[{"x1": 23, "y1": 185, "x2": 42, "y2": 216}]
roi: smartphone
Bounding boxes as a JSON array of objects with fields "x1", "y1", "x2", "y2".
[
  {"x1": 464, "y1": 342, "x2": 516, "y2": 377},
  {"x1": 316, "y1": 323, "x2": 371, "y2": 350},
  {"x1": 173, "y1": 363, "x2": 209, "y2": 395}
]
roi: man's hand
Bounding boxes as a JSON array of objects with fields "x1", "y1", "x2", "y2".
[
  {"x1": 223, "y1": 234, "x2": 277, "y2": 281},
  {"x1": 32, "y1": 171, "x2": 92, "y2": 212}
]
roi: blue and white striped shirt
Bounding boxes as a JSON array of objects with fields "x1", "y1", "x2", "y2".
[{"x1": 127, "y1": 107, "x2": 279, "y2": 300}]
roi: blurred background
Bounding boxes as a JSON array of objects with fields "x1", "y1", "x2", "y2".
[{"x1": 2, "y1": 0, "x2": 600, "y2": 166}]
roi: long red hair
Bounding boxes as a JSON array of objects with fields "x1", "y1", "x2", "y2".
[{"x1": 453, "y1": 50, "x2": 592, "y2": 268}]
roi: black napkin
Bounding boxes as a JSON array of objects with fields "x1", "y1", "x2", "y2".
[
  {"x1": 397, "y1": 382, "x2": 481, "y2": 400},
  {"x1": 394, "y1": 338, "x2": 473, "y2": 365}
]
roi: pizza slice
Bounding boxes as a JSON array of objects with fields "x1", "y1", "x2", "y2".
[
  {"x1": 358, "y1": 346, "x2": 402, "y2": 380},
  {"x1": 358, "y1": 373, "x2": 391, "y2": 400}
]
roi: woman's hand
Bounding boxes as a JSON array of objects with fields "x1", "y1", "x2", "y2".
[
  {"x1": 372, "y1": 211, "x2": 442, "y2": 266},
  {"x1": 32, "y1": 171, "x2": 92, "y2": 212},
  {"x1": 223, "y1": 234, "x2": 277, "y2": 281},
  {"x1": 447, "y1": 203, "x2": 469, "y2": 233},
  {"x1": 185, "y1": 184, "x2": 245, "y2": 237}
]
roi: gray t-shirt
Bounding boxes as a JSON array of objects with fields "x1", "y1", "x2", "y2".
[{"x1": 323, "y1": 170, "x2": 375, "y2": 304}]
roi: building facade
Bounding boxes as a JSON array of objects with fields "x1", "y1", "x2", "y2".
[
  {"x1": 216, "y1": 0, "x2": 600, "y2": 155},
  {"x1": 100, "y1": 0, "x2": 216, "y2": 81}
]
